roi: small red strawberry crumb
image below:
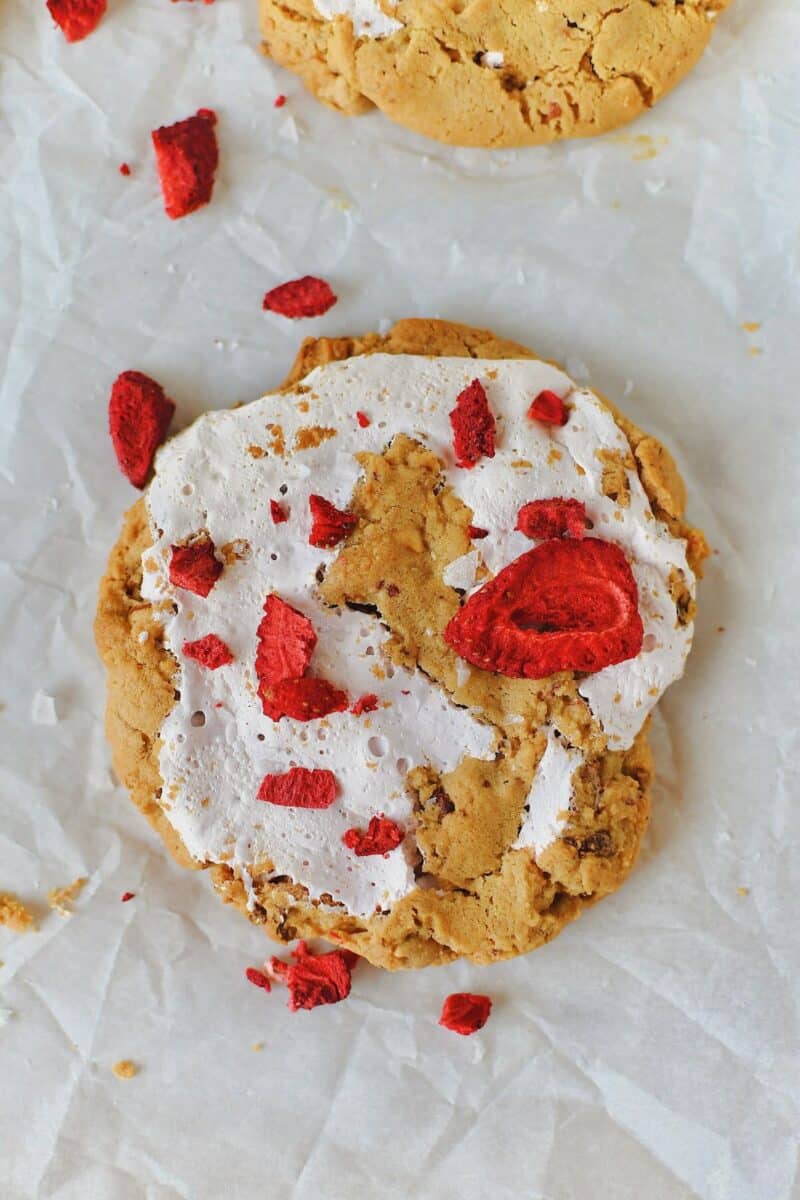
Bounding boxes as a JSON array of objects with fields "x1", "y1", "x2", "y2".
[
  {"x1": 274, "y1": 94, "x2": 287, "y2": 108},
  {"x1": 119, "y1": 162, "x2": 131, "y2": 177},
  {"x1": 245, "y1": 967, "x2": 272, "y2": 992},
  {"x1": 308, "y1": 494, "x2": 357, "y2": 548},
  {"x1": 151, "y1": 108, "x2": 219, "y2": 220},
  {"x1": 120, "y1": 892, "x2": 135, "y2": 902},
  {"x1": 450, "y1": 379, "x2": 496, "y2": 469},
  {"x1": 182, "y1": 633, "x2": 233, "y2": 669},
  {"x1": 47, "y1": 0, "x2": 106, "y2": 42},
  {"x1": 260, "y1": 677, "x2": 349, "y2": 722},
  {"x1": 270, "y1": 942, "x2": 354, "y2": 1012},
  {"x1": 356, "y1": 411, "x2": 370, "y2": 428},
  {"x1": 400, "y1": 689, "x2": 410, "y2": 696},
  {"x1": 439, "y1": 993, "x2": 492, "y2": 1035},
  {"x1": 256, "y1": 594, "x2": 317, "y2": 689},
  {"x1": 516, "y1": 498, "x2": 587, "y2": 541},
  {"x1": 351, "y1": 693, "x2": 379, "y2": 716},
  {"x1": 109, "y1": 370, "x2": 175, "y2": 489},
  {"x1": 342, "y1": 815, "x2": 403, "y2": 857},
  {"x1": 257, "y1": 767, "x2": 337, "y2": 809},
  {"x1": 468, "y1": 525, "x2": 488, "y2": 539},
  {"x1": 528, "y1": 389, "x2": 568, "y2": 426},
  {"x1": 169, "y1": 539, "x2": 222, "y2": 597},
  {"x1": 270, "y1": 499, "x2": 289, "y2": 524},
  {"x1": 262, "y1": 276, "x2": 337, "y2": 320}
]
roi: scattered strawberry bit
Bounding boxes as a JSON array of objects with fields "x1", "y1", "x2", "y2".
[
  {"x1": 439, "y1": 993, "x2": 492, "y2": 1035},
  {"x1": 151, "y1": 108, "x2": 218, "y2": 220},
  {"x1": 169, "y1": 539, "x2": 222, "y2": 597},
  {"x1": 385, "y1": 583, "x2": 400, "y2": 597},
  {"x1": 270, "y1": 941, "x2": 354, "y2": 1011},
  {"x1": 356, "y1": 411, "x2": 370, "y2": 428},
  {"x1": 182, "y1": 633, "x2": 233, "y2": 669},
  {"x1": 257, "y1": 767, "x2": 337, "y2": 809},
  {"x1": 528, "y1": 389, "x2": 568, "y2": 426},
  {"x1": 256, "y1": 595, "x2": 317, "y2": 688},
  {"x1": 274, "y1": 94, "x2": 287, "y2": 108},
  {"x1": 262, "y1": 276, "x2": 337, "y2": 320},
  {"x1": 109, "y1": 370, "x2": 175, "y2": 488},
  {"x1": 47, "y1": 0, "x2": 106, "y2": 42},
  {"x1": 119, "y1": 162, "x2": 131, "y2": 177},
  {"x1": 516, "y1": 498, "x2": 587, "y2": 541},
  {"x1": 400, "y1": 689, "x2": 410, "y2": 696},
  {"x1": 468, "y1": 524, "x2": 488, "y2": 539},
  {"x1": 245, "y1": 967, "x2": 272, "y2": 992},
  {"x1": 444, "y1": 538, "x2": 643, "y2": 679},
  {"x1": 270, "y1": 498, "x2": 289, "y2": 524},
  {"x1": 308, "y1": 494, "x2": 357, "y2": 548},
  {"x1": 120, "y1": 892, "x2": 135, "y2": 902},
  {"x1": 351, "y1": 693, "x2": 379, "y2": 716},
  {"x1": 342, "y1": 815, "x2": 403, "y2": 857},
  {"x1": 260, "y1": 677, "x2": 349, "y2": 722},
  {"x1": 449, "y1": 379, "x2": 496, "y2": 469}
]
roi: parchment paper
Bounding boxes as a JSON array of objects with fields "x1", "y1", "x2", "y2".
[{"x1": 1, "y1": 1, "x2": 799, "y2": 1197}]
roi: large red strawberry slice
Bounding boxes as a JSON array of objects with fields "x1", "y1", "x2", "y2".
[{"x1": 444, "y1": 538, "x2": 643, "y2": 679}]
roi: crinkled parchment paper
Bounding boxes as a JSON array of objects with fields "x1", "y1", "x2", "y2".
[{"x1": 1, "y1": 1, "x2": 799, "y2": 1196}]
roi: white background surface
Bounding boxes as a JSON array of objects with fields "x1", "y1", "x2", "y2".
[{"x1": 1, "y1": 1, "x2": 799, "y2": 1197}]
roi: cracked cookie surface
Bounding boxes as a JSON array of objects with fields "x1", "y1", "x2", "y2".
[
  {"x1": 95, "y1": 319, "x2": 706, "y2": 970},
  {"x1": 259, "y1": 0, "x2": 731, "y2": 148}
]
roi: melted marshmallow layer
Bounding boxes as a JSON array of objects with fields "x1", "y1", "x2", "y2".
[{"x1": 142, "y1": 354, "x2": 695, "y2": 917}]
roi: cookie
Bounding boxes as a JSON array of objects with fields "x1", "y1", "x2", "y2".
[
  {"x1": 259, "y1": 0, "x2": 730, "y2": 148},
  {"x1": 95, "y1": 319, "x2": 706, "y2": 970}
]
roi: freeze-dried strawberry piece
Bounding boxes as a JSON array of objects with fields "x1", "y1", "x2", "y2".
[
  {"x1": 270, "y1": 499, "x2": 288, "y2": 524},
  {"x1": 342, "y1": 815, "x2": 403, "y2": 857},
  {"x1": 109, "y1": 370, "x2": 175, "y2": 488},
  {"x1": 257, "y1": 767, "x2": 337, "y2": 809},
  {"x1": 516, "y1": 498, "x2": 586, "y2": 541},
  {"x1": 468, "y1": 525, "x2": 488, "y2": 540},
  {"x1": 356, "y1": 411, "x2": 370, "y2": 428},
  {"x1": 308, "y1": 494, "x2": 357, "y2": 548},
  {"x1": 260, "y1": 677, "x2": 349, "y2": 722},
  {"x1": 119, "y1": 162, "x2": 131, "y2": 177},
  {"x1": 151, "y1": 108, "x2": 218, "y2": 220},
  {"x1": 351, "y1": 693, "x2": 379, "y2": 716},
  {"x1": 255, "y1": 595, "x2": 317, "y2": 689},
  {"x1": 262, "y1": 276, "x2": 337, "y2": 320},
  {"x1": 120, "y1": 892, "x2": 135, "y2": 902},
  {"x1": 274, "y1": 94, "x2": 286, "y2": 108},
  {"x1": 169, "y1": 539, "x2": 222, "y2": 597},
  {"x1": 528, "y1": 389, "x2": 568, "y2": 426},
  {"x1": 245, "y1": 967, "x2": 272, "y2": 992},
  {"x1": 439, "y1": 993, "x2": 492, "y2": 1035},
  {"x1": 270, "y1": 942, "x2": 353, "y2": 1012},
  {"x1": 444, "y1": 538, "x2": 643, "y2": 679},
  {"x1": 47, "y1": 0, "x2": 106, "y2": 42},
  {"x1": 182, "y1": 633, "x2": 233, "y2": 669},
  {"x1": 449, "y1": 379, "x2": 496, "y2": 469}
]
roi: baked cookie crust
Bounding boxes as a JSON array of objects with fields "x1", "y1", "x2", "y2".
[
  {"x1": 259, "y1": 0, "x2": 731, "y2": 148},
  {"x1": 96, "y1": 318, "x2": 705, "y2": 970}
]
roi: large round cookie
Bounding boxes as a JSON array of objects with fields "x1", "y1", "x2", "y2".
[
  {"x1": 259, "y1": 0, "x2": 731, "y2": 148},
  {"x1": 95, "y1": 319, "x2": 706, "y2": 970}
]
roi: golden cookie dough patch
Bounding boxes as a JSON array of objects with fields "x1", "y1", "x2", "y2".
[{"x1": 259, "y1": 0, "x2": 731, "y2": 148}]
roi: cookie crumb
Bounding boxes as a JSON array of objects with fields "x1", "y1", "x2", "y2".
[
  {"x1": 736, "y1": 886, "x2": 750, "y2": 897},
  {"x1": 112, "y1": 1059, "x2": 138, "y2": 1079},
  {"x1": 48, "y1": 877, "x2": 87, "y2": 916},
  {"x1": 0, "y1": 893, "x2": 36, "y2": 933},
  {"x1": 740, "y1": 322, "x2": 761, "y2": 333},
  {"x1": 252, "y1": 1041, "x2": 265, "y2": 1052}
]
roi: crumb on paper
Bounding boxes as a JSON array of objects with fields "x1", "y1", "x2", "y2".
[
  {"x1": 748, "y1": 347, "x2": 763, "y2": 357},
  {"x1": 48, "y1": 876, "x2": 87, "y2": 916},
  {"x1": 112, "y1": 1059, "x2": 138, "y2": 1079},
  {"x1": 252, "y1": 1042, "x2": 265, "y2": 1052},
  {"x1": 741, "y1": 322, "x2": 761, "y2": 333},
  {"x1": 0, "y1": 893, "x2": 36, "y2": 933},
  {"x1": 737, "y1": 887, "x2": 750, "y2": 897},
  {"x1": 31, "y1": 690, "x2": 57, "y2": 725}
]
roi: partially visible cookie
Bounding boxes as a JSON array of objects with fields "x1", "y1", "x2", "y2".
[
  {"x1": 96, "y1": 319, "x2": 706, "y2": 970},
  {"x1": 259, "y1": 0, "x2": 731, "y2": 148}
]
